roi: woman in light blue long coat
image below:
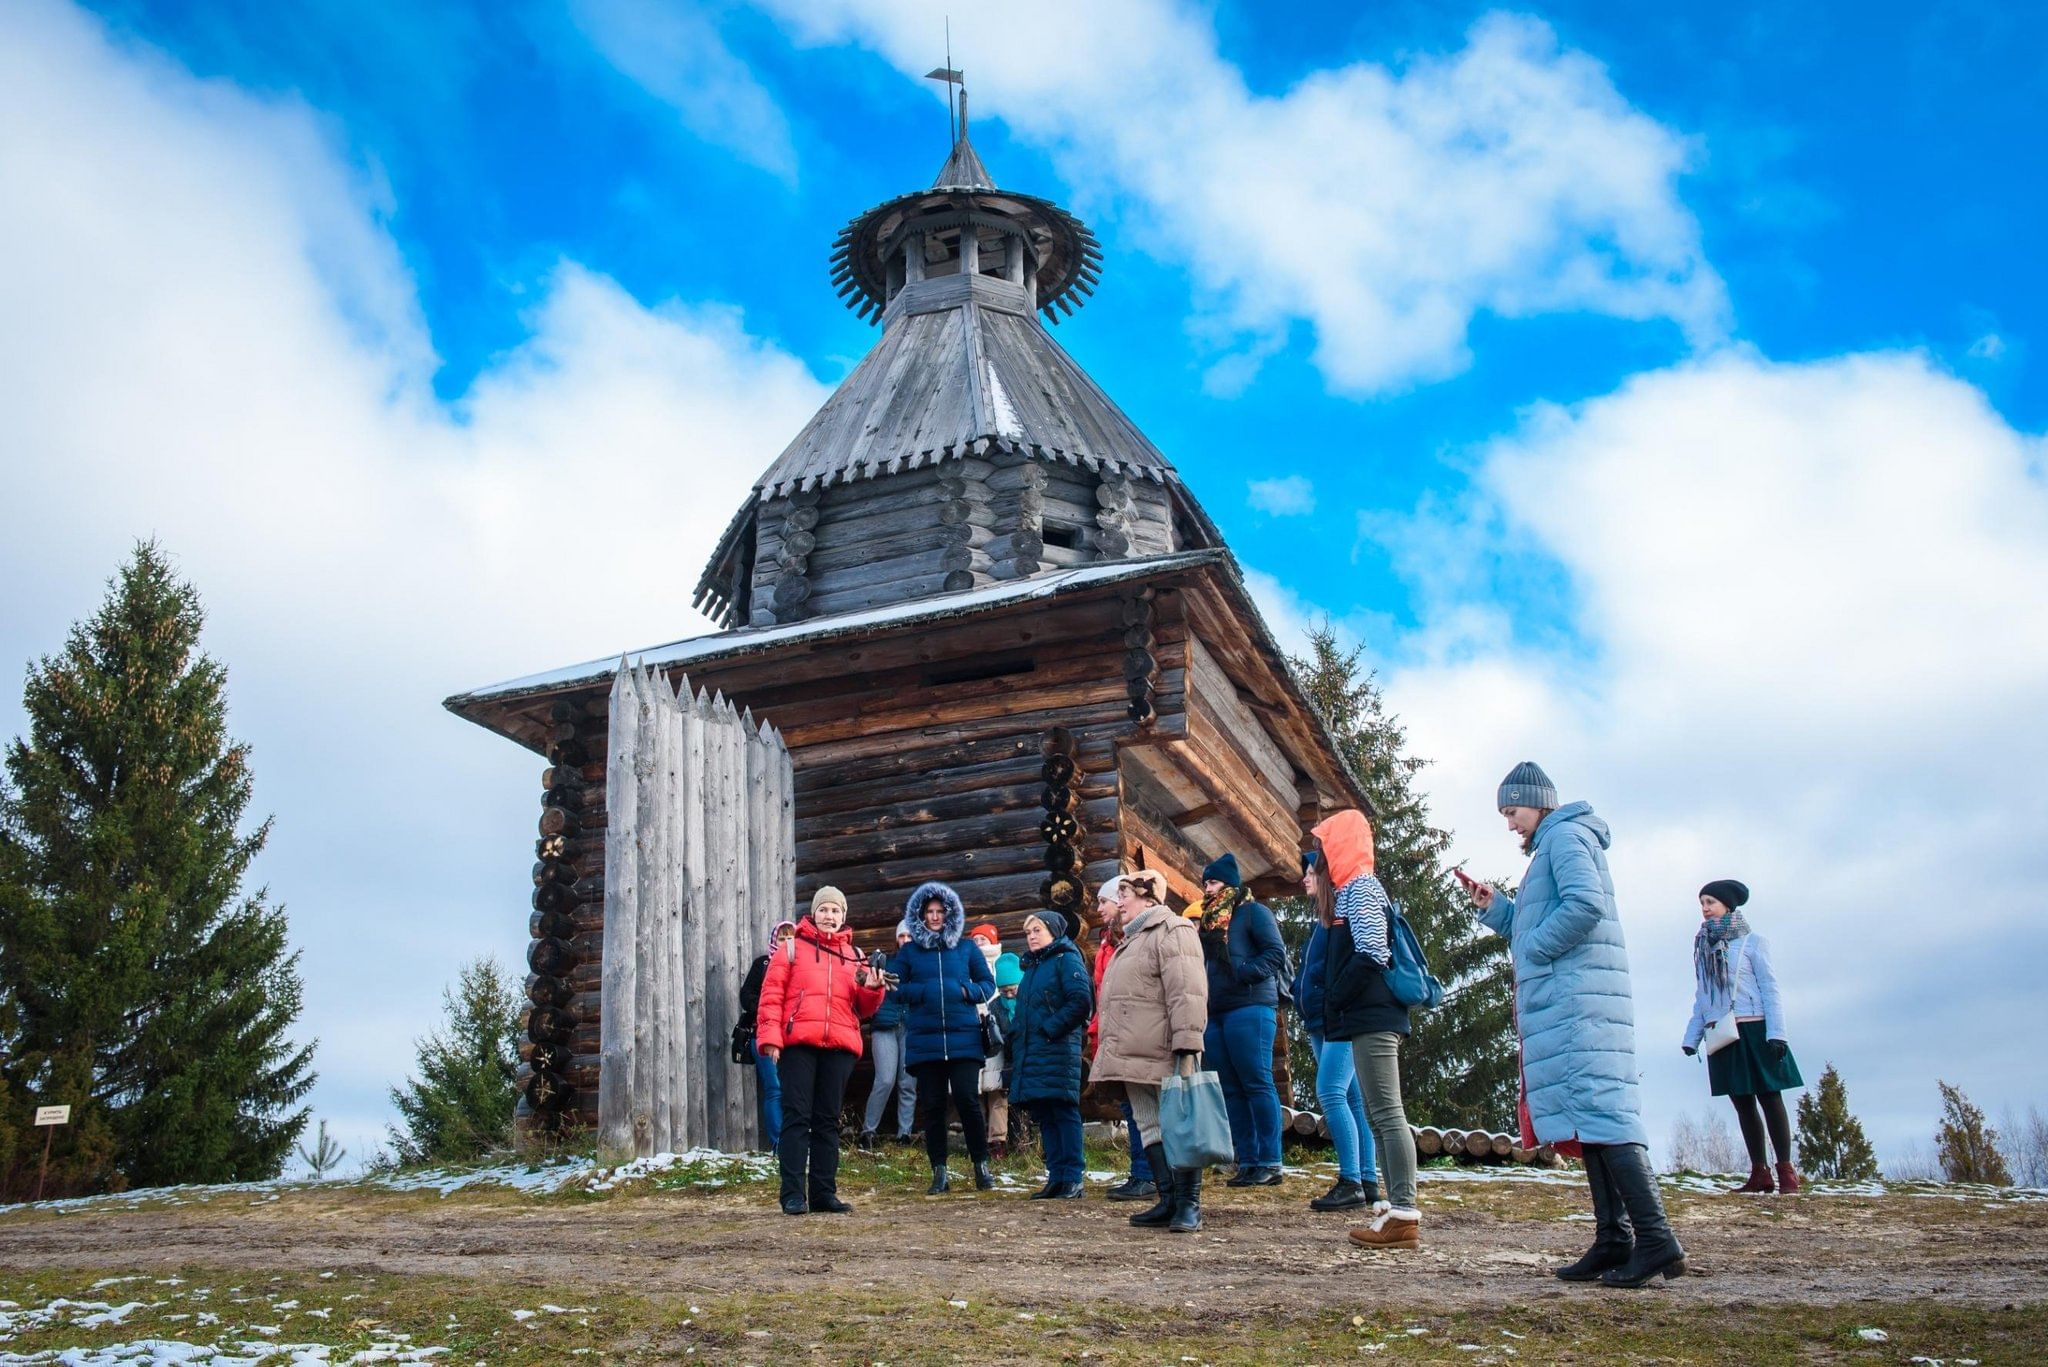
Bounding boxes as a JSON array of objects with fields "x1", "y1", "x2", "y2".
[{"x1": 1464, "y1": 762, "x2": 1685, "y2": 1290}]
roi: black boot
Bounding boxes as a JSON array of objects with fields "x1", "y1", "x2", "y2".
[
  {"x1": 1106, "y1": 1173, "x2": 1158, "y2": 1203},
  {"x1": 1129, "y1": 1144, "x2": 1178, "y2": 1228},
  {"x1": 1556, "y1": 1144, "x2": 1633, "y2": 1281},
  {"x1": 1046, "y1": 1179, "x2": 1086, "y2": 1199},
  {"x1": 1599, "y1": 1144, "x2": 1686, "y2": 1288},
  {"x1": 1310, "y1": 1178, "x2": 1368, "y2": 1212},
  {"x1": 927, "y1": 1166, "x2": 950, "y2": 1195},
  {"x1": 1029, "y1": 1179, "x2": 1059, "y2": 1199},
  {"x1": 973, "y1": 1158, "x2": 997, "y2": 1191},
  {"x1": 1168, "y1": 1167, "x2": 1203, "y2": 1233}
]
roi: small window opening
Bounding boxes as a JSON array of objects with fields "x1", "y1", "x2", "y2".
[
  {"x1": 1042, "y1": 523, "x2": 1082, "y2": 551},
  {"x1": 921, "y1": 657, "x2": 1037, "y2": 688}
]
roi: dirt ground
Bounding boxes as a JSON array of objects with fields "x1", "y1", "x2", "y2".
[{"x1": 3, "y1": 1163, "x2": 2044, "y2": 1314}]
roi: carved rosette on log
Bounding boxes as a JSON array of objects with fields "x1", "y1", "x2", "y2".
[
  {"x1": 521, "y1": 698, "x2": 603, "y2": 1129},
  {"x1": 1038, "y1": 727, "x2": 1087, "y2": 914},
  {"x1": 1120, "y1": 590, "x2": 1161, "y2": 727}
]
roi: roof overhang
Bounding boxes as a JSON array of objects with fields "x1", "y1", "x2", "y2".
[{"x1": 446, "y1": 547, "x2": 1369, "y2": 816}]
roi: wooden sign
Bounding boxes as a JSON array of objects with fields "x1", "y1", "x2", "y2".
[{"x1": 34, "y1": 1105, "x2": 70, "y2": 1127}]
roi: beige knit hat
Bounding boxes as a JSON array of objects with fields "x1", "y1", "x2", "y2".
[
  {"x1": 810, "y1": 886, "x2": 847, "y2": 916},
  {"x1": 1124, "y1": 869, "x2": 1169, "y2": 905}
]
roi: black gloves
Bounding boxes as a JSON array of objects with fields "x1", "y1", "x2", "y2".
[
  {"x1": 1682, "y1": 1045, "x2": 1696, "y2": 1057},
  {"x1": 1768, "y1": 1039, "x2": 1789, "y2": 1062}
]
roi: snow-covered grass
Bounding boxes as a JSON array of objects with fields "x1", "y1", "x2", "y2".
[
  {"x1": 0, "y1": 1281, "x2": 453, "y2": 1364},
  {"x1": 7, "y1": 1145, "x2": 2043, "y2": 1220},
  {"x1": 0, "y1": 1147, "x2": 786, "y2": 1216}
]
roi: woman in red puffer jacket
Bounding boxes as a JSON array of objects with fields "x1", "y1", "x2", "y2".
[{"x1": 758, "y1": 886, "x2": 886, "y2": 1215}]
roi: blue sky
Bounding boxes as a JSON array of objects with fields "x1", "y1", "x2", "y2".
[{"x1": 3, "y1": 0, "x2": 2045, "y2": 1173}]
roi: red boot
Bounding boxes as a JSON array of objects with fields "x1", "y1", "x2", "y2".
[
  {"x1": 1729, "y1": 1164, "x2": 1773, "y2": 1194},
  {"x1": 1774, "y1": 1162, "x2": 1800, "y2": 1195}
]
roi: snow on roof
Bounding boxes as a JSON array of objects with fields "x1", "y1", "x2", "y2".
[{"x1": 448, "y1": 551, "x2": 1225, "y2": 707}]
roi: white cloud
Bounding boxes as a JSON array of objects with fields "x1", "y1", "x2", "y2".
[
  {"x1": 1246, "y1": 474, "x2": 1316, "y2": 517},
  {"x1": 569, "y1": 0, "x2": 797, "y2": 180},
  {"x1": 1367, "y1": 348, "x2": 2048, "y2": 1162},
  {"x1": 1967, "y1": 331, "x2": 2007, "y2": 361},
  {"x1": 0, "y1": 0, "x2": 827, "y2": 1161},
  {"x1": 755, "y1": 1, "x2": 1726, "y2": 394}
]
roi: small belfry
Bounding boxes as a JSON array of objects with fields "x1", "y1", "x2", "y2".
[
  {"x1": 447, "y1": 102, "x2": 1367, "y2": 1139},
  {"x1": 692, "y1": 85, "x2": 1219, "y2": 629}
]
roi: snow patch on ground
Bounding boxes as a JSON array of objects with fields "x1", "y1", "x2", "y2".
[
  {"x1": 0, "y1": 1148, "x2": 783, "y2": 1214},
  {"x1": 8, "y1": 1152, "x2": 2041, "y2": 1217}
]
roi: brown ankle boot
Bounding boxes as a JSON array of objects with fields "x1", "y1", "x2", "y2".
[
  {"x1": 1774, "y1": 1162, "x2": 1800, "y2": 1195},
  {"x1": 1729, "y1": 1163, "x2": 1773, "y2": 1194}
]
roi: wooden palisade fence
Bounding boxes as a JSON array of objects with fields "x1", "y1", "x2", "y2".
[{"x1": 598, "y1": 662, "x2": 794, "y2": 1158}]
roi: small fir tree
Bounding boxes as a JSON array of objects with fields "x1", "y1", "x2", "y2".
[
  {"x1": 1794, "y1": 1063, "x2": 1879, "y2": 1181},
  {"x1": 1935, "y1": 1081, "x2": 2012, "y2": 1186},
  {"x1": 388, "y1": 957, "x2": 522, "y2": 1165},
  {"x1": 0, "y1": 542, "x2": 314, "y2": 1197},
  {"x1": 295, "y1": 1120, "x2": 348, "y2": 1179},
  {"x1": 1287, "y1": 626, "x2": 1517, "y2": 1128}
]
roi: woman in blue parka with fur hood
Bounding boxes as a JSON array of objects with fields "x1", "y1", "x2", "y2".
[
  {"x1": 893, "y1": 880, "x2": 998, "y2": 1194},
  {"x1": 1465, "y1": 762, "x2": 1685, "y2": 1291},
  {"x1": 1005, "y1": 910, "x2": 1094, "y2": 1199}
]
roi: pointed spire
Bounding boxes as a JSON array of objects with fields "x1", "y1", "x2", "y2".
[{"x1": 932, "y1": 88, "x2": 995, "y2": 190}]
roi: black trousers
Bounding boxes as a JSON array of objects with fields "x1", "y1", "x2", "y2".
[
  {"x1": 911, "y1": 1057, "x2": 989, "y2": 1168},
  {"x1": 777, "y1": 1044, "x2": 857, "y2": 1202}
]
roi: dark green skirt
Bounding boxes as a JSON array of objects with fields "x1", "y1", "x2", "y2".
[{"x1": 1708, "y1": 1019, "x2": 1804, "y2": 1097}]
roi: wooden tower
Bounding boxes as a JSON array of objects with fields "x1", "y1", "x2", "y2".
[{"x1": 447, "y1": 116, "x2": 1368, "y2": 1135}]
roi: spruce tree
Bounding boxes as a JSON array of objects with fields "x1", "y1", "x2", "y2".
[
  {"x1": 1935, "y1": 1081, "x2": 2012, "y2": 1186},
  {"x1": 387, "y1": 957, "x2": 521, "y2": 1165},
  {"x1": 0, "y1": 542, "x2": 314, "y2": 1196},
  {"x1": 1287, "y1": 625, "x2": 1517, "y2": 1128},
  {"x1": 1793, "y1": 1063, "x2": 1879, "y2": 1181}
]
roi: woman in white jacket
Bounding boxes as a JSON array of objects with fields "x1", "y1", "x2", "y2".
[{"x1": 1682, "y1": 879, "x2": 1805, "y2": 1193}]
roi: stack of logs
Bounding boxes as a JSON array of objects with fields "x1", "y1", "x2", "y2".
[
  {"x1": 988, "y1": 455, "x2": 1045, "y2": 581},
  {"x1": 1121, "y1": 589, "x2": 1159, "y2": 727},
  {"x1": 1280, "y1": 1107, "x2": 1562, "y2": 1167},
  {"x1": 769, "y1": 489, "x2": 820, "y2": 623},
  {"x1": 523, "y1": 698, "x2": 608, "y2": 1133}
]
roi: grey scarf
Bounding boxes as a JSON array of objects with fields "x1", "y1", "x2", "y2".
[{"x1": 1693, "y1": 911, "x2": 1752, "y2": 995}]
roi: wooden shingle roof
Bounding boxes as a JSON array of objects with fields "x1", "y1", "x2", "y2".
[{"x1": 748, "y1": 279, "x2": 1173, "y2": 500}]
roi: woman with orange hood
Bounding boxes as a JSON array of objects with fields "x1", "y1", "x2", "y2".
[{"x1": 1310, "y1": 810, "x2": 1420, "y2": 1250}]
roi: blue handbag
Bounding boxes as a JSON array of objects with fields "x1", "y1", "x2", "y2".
[{"x1": 1158, "y1": 1066, "x2": 1235, "y2": 1170}]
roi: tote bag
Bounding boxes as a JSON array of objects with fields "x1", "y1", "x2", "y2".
[{"x1": 1158, "y1": 1068, "x2": 1235, "y2": 1170}]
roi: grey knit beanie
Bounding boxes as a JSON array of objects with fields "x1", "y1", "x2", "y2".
[{"x1": 1497, "y1": 761, "x2": 1558, "y2": 811}]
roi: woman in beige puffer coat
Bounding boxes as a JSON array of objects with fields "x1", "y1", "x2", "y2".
[{"x1": 1092, "y1": 869, "x2": 1209, "y2": 1232}]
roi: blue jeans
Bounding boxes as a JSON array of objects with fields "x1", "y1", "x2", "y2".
[
  {"x1": 753, "y1": 1040, "x2": 782, "y2": 1149},
  {"x1": 1310, "y1": 1032, "x2": 1376, "y2": 1185},
  {"x1": 1121, "y1": 1096, "x2": 1153, "y2": 1180},
  {"x1": 1206, "y1": 1003, "x2": 1282, "y2": 1169},
  {"x1": 1029, "y1": 1099, "x2": 1085, "y2": 1183}
]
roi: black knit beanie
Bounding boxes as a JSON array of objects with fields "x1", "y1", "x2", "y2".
[{"x1": 1699, "y1": 879, "x2": 1749, "y2": 911}]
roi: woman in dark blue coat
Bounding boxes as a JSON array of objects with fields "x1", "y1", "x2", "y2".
[
  {"x1": 892, "y1": 880, "x2": 997, "y2": 1194},
  {"x1": 1196, "y1": 852, "x2": 1289, "y2": 1186},
  {"x1": 1006, "y1": 910, "x2": 1094, "y2": 1199}
]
